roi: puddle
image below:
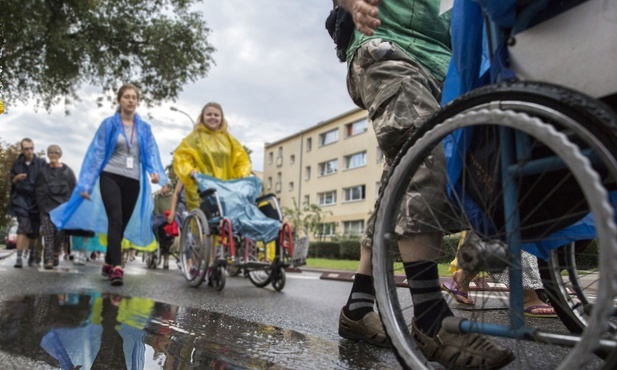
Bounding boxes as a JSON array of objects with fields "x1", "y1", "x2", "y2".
[{"x1": 0, "y1": 292, "x2": 396, "y2": 369}]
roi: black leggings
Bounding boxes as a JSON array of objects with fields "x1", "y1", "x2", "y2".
[{"x1": 100, "y1": 172, "x2": 140, "y2": 266}]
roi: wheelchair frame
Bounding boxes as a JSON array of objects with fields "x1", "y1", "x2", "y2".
[{"x1": 370, "y1": 1, "x2": 617, "y2": 369}]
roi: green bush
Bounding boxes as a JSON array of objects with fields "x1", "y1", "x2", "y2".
[
  {"x1": 308, "y1": 241, "x2": 340, "y2": 259},
  {"x1": 438, "y1": 234, "x2": 461, "y2": 264},
  {"x1": 339, "y1": 239, "x2": 361, "y2": 260},
  {"x1": 574, "y1": 239, "x2": 598, "y2": 270}
]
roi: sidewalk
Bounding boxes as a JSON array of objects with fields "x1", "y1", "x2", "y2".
[{"x1": 299, "y1": 267, "x2": 509, "y2": 292}]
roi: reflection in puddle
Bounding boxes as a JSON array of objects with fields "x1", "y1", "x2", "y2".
[{"x1": 0, "y1": 293, "x2": 395, "y2": 369}]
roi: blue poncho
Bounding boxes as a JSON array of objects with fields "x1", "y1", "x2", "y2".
[{"x1": 51, "y1": 113, "x2": 168, "y2": 247}]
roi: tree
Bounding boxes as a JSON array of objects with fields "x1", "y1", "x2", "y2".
[
  {"x1": 282, "y1": 197, "x2": 332, "y2": 239},
  {"x1": 1, "y1": 0, "x2": 215, "y2": 111},
  {"x1": 0, "y1": 140, "x2": 21, "y2": 227}
]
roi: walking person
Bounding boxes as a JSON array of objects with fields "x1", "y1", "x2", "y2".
[
  {"x1": 331, "y1": 1, "x2": 514, "y2": 368},
  {"x1": 153, "y1": 182, "x2": 175, "y2": 269},
  {"x1": 8, "y1": 138, "x2": 46, "y2": 268},
  {"x1": 51, "y1": 84, "x2": 168, "y2": 285},
  {"x1": 35, "y1": 144, "x2": 77, "y2": 269},
  {"x1": 173, "y1": 102, "x2": 252, "y2": 212}
]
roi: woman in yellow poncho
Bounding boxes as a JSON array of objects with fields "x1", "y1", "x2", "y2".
[{"x1": 173, "y1": 102, "x2": 252, "y2": 211}]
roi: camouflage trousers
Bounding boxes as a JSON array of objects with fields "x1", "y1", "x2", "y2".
[{"x1": 346, "y1": 39, "x2": 456, "y2": 247}]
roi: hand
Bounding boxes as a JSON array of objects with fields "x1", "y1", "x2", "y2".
[
  {"x1": 189, "y1": 170, "x2": 197, "y2": 178},
  {"x1": 81, "y1": 191, "x2": 91, "y2": 201},
  {"x1": 151, "y1": 173, "x2": 160, "y2": 184},
  {"x1": 166, "y1": 213, "x2": 175, "y2": 224},
  {"x1": 347, "y1": 0, "x2": 381, "y2": 36},
  {"x1": 13, "y1": 173, "x2": 27, "y2": 183}
]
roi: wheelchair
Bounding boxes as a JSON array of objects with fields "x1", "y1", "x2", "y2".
[
  {"x1": 179, "y1": 174, "x2": 295, "y2": 292},
  {"x1": 370, "y1": 1, "x2": 617, "y2": 369}
]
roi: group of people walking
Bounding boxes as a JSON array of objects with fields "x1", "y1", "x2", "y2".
[{"x1": 8, "y1": 84, "x2": 252, "y2": 287}]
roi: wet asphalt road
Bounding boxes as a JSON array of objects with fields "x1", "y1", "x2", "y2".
[
  {"x1": 0, "y1": 251, "x2": 399, "y2": 369},
  {"x1": 0, "y1": 250, "x2": 604, "y2": 369}
]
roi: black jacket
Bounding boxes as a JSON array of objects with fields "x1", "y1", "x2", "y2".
[
  {"x1": 8, "y1": 154, "x2": 46, "y2": 217},
  {"x1": 35, "y1": 163, "x2": 77, "y2": 214}
]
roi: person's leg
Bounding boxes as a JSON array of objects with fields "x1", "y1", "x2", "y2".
[
  {"x1": 40, "y1": 214, "x2": 56, "y2": 268},
  {"x1": 100, "y1": 173, "x2": 125, "y2": 269},
  {"x1": 14, "y1": 217, "x2": 34, "y2": 268}
]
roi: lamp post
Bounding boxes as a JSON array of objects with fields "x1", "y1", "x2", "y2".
[{"x1": 170, "y1": 106, "x2": 195, "y2": 126}]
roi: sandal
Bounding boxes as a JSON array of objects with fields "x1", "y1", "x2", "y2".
[
  {"x1": 412, "y1": 319, "x2": 514, "y2": 370},
  {"x1": 442, "y1": 281, "x2": 475, "y2": 306},
  {"x1": 524, "y1": 304, "x2": 558, "y2": 318}
]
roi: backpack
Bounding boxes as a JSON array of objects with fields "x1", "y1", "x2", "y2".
[{"x1": 325, "y1": 6, "x2": 354, "y2": 62}]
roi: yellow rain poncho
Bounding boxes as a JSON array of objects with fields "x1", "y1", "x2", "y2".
[{"x1": 174, "y1": 121, "x2": 252, "y2": 211}]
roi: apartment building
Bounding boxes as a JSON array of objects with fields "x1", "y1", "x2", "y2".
[{"x1": 263, "y1": 107, "x2": 385, "y2": 240}]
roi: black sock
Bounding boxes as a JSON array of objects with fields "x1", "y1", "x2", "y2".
[
  {"x1": 343, "y1": 273, "x2": 375, "y2": 320},
  {"x1": 405, "y1": 261, "x2": 453, "y2": 337}
]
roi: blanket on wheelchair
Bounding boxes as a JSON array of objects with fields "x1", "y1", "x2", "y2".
[{"x1": 195, "y1": 174, "x2": 281, "y2": 243}]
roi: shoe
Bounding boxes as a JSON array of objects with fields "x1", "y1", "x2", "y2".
[
  {"x1": 28, "y1": 254, "x2": 35, "y2": 267},
  {"x1": 109, "y1": 266, "x2": 124, "y2": 286},
  {"x1": 53, "y1": 256, "x2": 59, "y2": 267},
  {"x1": 44, "y1": 261, "x2": 54, "y2": 270},
  {"x1": 411, "y1": 319, "x2": 514, "y2": 370},
  {"x1": 14, "y1": 257, "x2": 23, "y2": 268},
  {"x1": 338, "y1": 308, "x2": 390, "y2": 348},
  {"x1": 524, "y1": 304, "x2": 558, "y2": 318},
  {"x1": 102, "y1": 264, "x2": 112, "y2": 278},
  {"x1": 442, "y1": 281, "x2": 475, "y2": 306},
  {"x1": 73, "y1": 255, "x2": 85, "y2": 266}
]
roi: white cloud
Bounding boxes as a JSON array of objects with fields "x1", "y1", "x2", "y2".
[{"x1": 0, "y1": 0, "x2": 355, "y2": 188}]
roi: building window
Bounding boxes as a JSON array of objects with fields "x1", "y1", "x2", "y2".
[
  {"x1": 318, "y1": 159, "x2": 338, "y2": 176},
  {"x1": 319, "y1": 128, "x2": 339, "y2": 146},
  {"x1": 343, "y1": 220, "x2": 365, "y2": 236},
  {"x1": 319, "y1": 222, "x2": 336, "y2": 237},
  {"x1": 303, "y1": 195, "x2": 310, "y2": 206},
  {"x1": 345, "y1": 151, "x2": 367, "y2": 169},
  {"x1": 275, "y1": 172, "x2": 282, "y2": 193},
  {"x1": 289, "y1": 181, "x2": 294, "y2": 191},
  {"x1": 376, "y1": 147, "x2": 384, "y2": 163},
  {"x1": 305, "y1": 166, "x2": 311, "y2": 180},
  {"x1": 306, "y1": 137, "x2": 312, "y2": 152},
  {"x1": 345, "y1": 118, "x2": 368, "y2": 137},
  {"x1": 267, "y1": 177, "x2": 272, "y2": 190},
  {"x1": 290, "y1": 154, "x2": 295, "y2": 165},
  {"x1": 318, "y1": 190, "x2": 337, "y2": 206},
  {"x1": 276, "y1": 147, "x2": 283, "y2": 166},
  {"x1": 343, "y1": 185, "x2": 366, "y2": 202},
  {"x1": 268, "y1": 152, "x2": 273, "y2": 165}
]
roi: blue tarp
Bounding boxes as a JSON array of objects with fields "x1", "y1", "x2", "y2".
[
  {"x1": 440, "y1": 0, "x2": 613, "y2": 260},
  {"x1": 194, "y1": 174, "x2": 281, "y2": 243}
]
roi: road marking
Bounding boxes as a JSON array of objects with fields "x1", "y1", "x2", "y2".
[{"x1": 287, "y1": 274, "x2": 319, "y2": 280}]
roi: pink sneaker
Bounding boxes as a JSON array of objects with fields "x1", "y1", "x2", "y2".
[
  {"x1": 102, "y1": 264, "x2": 112, "y2": 278},
  {"x1": 109, "y1": 266, "x2": 124, "y2": 286}
]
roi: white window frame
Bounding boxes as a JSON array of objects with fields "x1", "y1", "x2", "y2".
[
  {"x1": 318, "y1": 159, "x2": 338, "y2": 176},
  {"x1": 343, "y1": 185, "x2": 366, "y2": 202},
  {"x1": 319, "y1": 128, "x2": 339, "y2": 146},
  {"x1": 343, "y1": 220, "x2": 365, "y2": 236},
  {"x1": 318, "y1": 190, "x2": 337, "y2": 206},
  {"x1": 346, "y1": 118, "x2": 368, "y2": 137},
  {"x1": 345, "y1": 151, "x2": 367, "y2": 169}
]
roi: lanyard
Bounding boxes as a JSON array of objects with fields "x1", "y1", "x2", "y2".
[{"x1": 124, "y1": 123, "x2": 135, "y2": 154}]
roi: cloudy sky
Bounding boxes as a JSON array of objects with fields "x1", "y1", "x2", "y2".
[{"x1": 1, "y1": 0, "x2": 355, "y2": 187}]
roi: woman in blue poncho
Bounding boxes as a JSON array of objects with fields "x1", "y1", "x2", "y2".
[{"x1": 52, "y1": 84, "x2": 168, "y2": 286}]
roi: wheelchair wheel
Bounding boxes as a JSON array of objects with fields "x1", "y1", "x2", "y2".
[
  {"x1": 248, "y1": 268, "x2": 272, "y2": 288},
  {"x1": 179, "y1": 209, "x2": 211, "y2": 288},
  {"x1": 372, "y1": 104, "x2": 617, "y2": 369},
  {"x1": 145, "y1": 245, "x2": 161, "y2": 269},
  {"x1": 210, "y1": 265, "x2": 226, "y2": 291},
  {"x1": 271, "y1": 267, "x2": 286, "y2": 292}
]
